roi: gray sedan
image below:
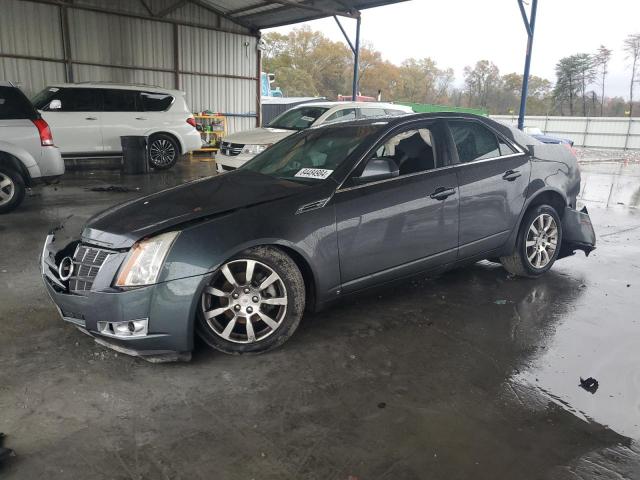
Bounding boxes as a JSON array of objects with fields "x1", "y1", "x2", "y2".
[{"x1": 41, "y1": 113, "x2": 596, "y2": 361}]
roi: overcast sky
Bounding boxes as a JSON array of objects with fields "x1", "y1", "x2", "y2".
[{"x1": 266, "y1": 0, "x2": 640, "y2": 99}]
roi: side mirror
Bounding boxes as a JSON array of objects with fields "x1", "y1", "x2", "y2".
[
  {"x1": 527, "y1": 144, "x2": 536, "y2": 157},
  {"x1": 353, "y1": 157, "x2": 399, "y2": 185},
  {"x1": 48, "y1": 99, "x2": 62, "y2": 110}
]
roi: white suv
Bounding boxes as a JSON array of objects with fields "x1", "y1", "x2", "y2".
[
  {"x1": 32, "y1": 83, "x2": 201, "y2": 169},
  {"x1": 217, "y1": 101, "x2": 413, "y2": 172},
  {"x1": 0, "y1": 81, "x2": 64, "y2": 213}
]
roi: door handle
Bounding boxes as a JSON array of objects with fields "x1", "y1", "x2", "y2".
[
  {"x1": 85, "y1": 116, "x2": 98, "y2": 121},
  {"x1": 135, "y1": 117, "x2": 148, "y2": 120},
  {"x1": 503, "y1": 170, "x2": 521, "y2": 181},
  {"x1": 430, "y1": 186, "x2": 456, "y2": 201}
]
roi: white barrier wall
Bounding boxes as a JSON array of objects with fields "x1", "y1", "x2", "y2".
[{"x1": 492, "y1": 115, "x2": 640, "y2": 150}]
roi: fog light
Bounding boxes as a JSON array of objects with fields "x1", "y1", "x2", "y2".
[{"x1": 97, "y1": 319, "x2": 148, "y2": 338}]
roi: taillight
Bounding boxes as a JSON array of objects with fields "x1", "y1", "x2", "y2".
[
  {"x1": 32, "y1": 118, "x2": 54, "y2": 146},
  {"x1": 186, "y1": 117, "x2": 197, "y2": 128}
]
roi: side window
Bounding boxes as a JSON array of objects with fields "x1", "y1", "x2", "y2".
[
  {"x1": 104, "y1": 89, "x2": 139, "y2": 112},
  {"x1": 325, "y1": 108, "x2": 356, "y2": 123},
  {"x1": 498, "y1": 138, "x2": 517, "y2": 156},
  {"x1": 360, "y1": 108, "x2": 387, "y2": 118},
  {"x1": 449, "y1": 121, "x2": 505, "y2": 163},
  {"x1": 141, "y1": 92, "x2": 173, "y2": 112},
  {"x1": 384, "y1": 109, "x2": 405, "y2": 116},
  {"x1": 354, "y1": 125, "x2": 439, "y2": 183},
  {"x1": 53, "y1": 88, "x2": 102, "y2": 112}
]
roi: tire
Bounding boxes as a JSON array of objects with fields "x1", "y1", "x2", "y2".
[
  {"x1": 0, "y1": 167, "x2": 26, "y2": 214},
  {"x1": 197, "y1": 246, "x2": 306, "y2": 355},
  {"x1": 148, "y1": 134, "x2": 179, "y2": 170},
  {"x1": 500, "y1": 204, "x2": 562, "y2": 278}
]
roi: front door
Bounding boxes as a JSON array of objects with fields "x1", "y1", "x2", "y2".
[
  {"x1": 447, "y1": 120, "x2": 531, "y2": 258},
  {"x1": 334, "y1": 122, "x2": 459, "y2": 293},
  {"x1": 40, "y1": 87, "x2": 103, "y2": 155}
]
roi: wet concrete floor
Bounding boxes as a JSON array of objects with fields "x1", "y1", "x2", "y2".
[{"x1": 0, "y1": 158, "x2": 639, "y2": 479}]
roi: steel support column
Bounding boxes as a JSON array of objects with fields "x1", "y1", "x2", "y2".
[
  {"x1": 334, "y1": 13, "x2": 361, "y2": 101},
  {"x1": 517, "y1": 0, "x2": 538, "y2": 130},
  {"x1": 351, "y1": 15, "x2": 361, "y2": 101}
]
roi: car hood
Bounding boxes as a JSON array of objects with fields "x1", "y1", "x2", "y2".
[
  {"x1": 81, "y1": 170, "x2": 308, "y2": 249},
  {"x1": 223, "y1": 127, "x2": 295, "y2": 145}
]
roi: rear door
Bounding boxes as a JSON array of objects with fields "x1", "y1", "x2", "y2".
[
  {"x1": 101, "y1": 89, "x2": 143, "y2": 154},
  {"x1": 39, "y1": 87, "x2": 103, "y2": 155},
  {"x1": 447, "y1": 119, "x2": 531, "y2": 258},
  {"x1": 334, "y1": 120, "x2": 459, "y2": 292}
]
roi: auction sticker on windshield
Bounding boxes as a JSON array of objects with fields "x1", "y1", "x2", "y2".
[{"x1": 295, "y1": 168, "x2": 333, "y2": 180}]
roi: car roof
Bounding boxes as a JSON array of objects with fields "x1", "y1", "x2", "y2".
[
  {"x1": 293, "y1": 101, "x2": 413, "y2": 111},
  {"x1": 46, "y1": 82, "x2": 184, "y2": 95}
]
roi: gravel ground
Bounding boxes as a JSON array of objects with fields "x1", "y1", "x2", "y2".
[{"x1": 575, "y1": 147, "x2": 640, "y2": 163}]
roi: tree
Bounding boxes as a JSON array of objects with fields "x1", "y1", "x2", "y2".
[
  {"x1": 623, "y1": 33, "x2": 640, "y2": 116},
  {"x1": 573, "y1": 53, "x2": 596, "y2": 116},
  {"x1": 502, "y1": 73, "x2": 552, "y2": 115},
  {"x1": 554, "y1": 55, "x2": 581, "y2": 115},
  {"x1": 463, "y1": 60, "x2": 501, "y2": 108},
  {"x1": 594, "y1": 45, "x2": 612, "y2": 116}
]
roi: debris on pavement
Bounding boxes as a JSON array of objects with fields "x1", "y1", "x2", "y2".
[
  {"x1": 0, "y1": 433, "x2": 15, "y2": 464},
  {"x1": 86, "y1": 185, "x2": 139, "y2": 193},
  {"x1": 579, "y1": 377, "x2": 599, "y2": 394}
]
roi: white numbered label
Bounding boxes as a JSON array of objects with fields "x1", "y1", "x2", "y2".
[{"x1": 295, "y1": 168, "x2": 333, "y2": 180}]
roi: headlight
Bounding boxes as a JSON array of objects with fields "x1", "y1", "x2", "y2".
[
  {"x1": 115, "y1": 231, "x2": 179, "y2": 287},
  {"x1": 241, "y1": 144, "x2": 271, "y2": 155}
]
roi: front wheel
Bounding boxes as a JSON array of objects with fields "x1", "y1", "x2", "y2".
[
  {"x1": 148, "y1": 134, "x2": 179, "y2": 170},
  {"x1": 500, "y1": 204, "x2": 562, "y2": 278},
  {"x1": 197, "y1": 246, "x2": 305, "y2": 355},
  {"x1": 0, "y1": 167, "x2": 26, "y2": 214}
]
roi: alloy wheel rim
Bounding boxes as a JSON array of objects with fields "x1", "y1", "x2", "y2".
[
  {"x1": 0, "y1": 173, "x2": 15, "y2": 206},
  {"x1": 149, "y1": 139, "x2": 176, "y2": 166},
  {"x1": 526, "y1": 213, "x2": 558, "y2": 269},
  {"x1": 201, "y1": 259, "x2": 288, "y2": 344}
]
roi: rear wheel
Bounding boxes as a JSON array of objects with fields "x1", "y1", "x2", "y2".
[
  {"x1": 0, "y1": 167, "x2": 25, "y2": 214},
  {"x1": 197, "y1": 246, "x2": 305, "y2": 355},
  {"x1": 500, "y1": 204, "x2": 562, "y2": 278},
  {"x1": 149, "y1": 134, "x2": 179, "y2": 170}
]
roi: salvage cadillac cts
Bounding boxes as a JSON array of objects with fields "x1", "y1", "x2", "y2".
[{"x1": 41, "y1": 113, "x2": 596, "y2": 361}]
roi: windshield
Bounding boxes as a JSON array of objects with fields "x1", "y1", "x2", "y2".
[
  {"x1": 267, "y1": 106, "x2": 330, "y2": 130},
  {"x1": 242, "y1": 124, "x2": 384, "y2": 183}
]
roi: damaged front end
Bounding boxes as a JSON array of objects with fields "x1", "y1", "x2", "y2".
[{"x1": 558, "y1": 206, "x2": 596, "y2": 259}]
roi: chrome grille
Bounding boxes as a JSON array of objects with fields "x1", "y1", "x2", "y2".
[
  {"x1": 68, "y1": 245, "x2": 111, "y2": 292},
  {"x1": 220, "y1": 141, "x2": 243, "y2": 156}
]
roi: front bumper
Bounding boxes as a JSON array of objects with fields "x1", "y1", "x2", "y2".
[
  {"x1": 559, "y1": 206, "x2": 596, "y2": 259},
  {"x1": 41, "y1": 234, "x2": 204, "y2": 361},
  {"x1": 216, "y1": 152, "x2": 254, "y2": 173}
]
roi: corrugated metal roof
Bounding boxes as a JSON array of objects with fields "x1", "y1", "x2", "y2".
[{"x1": 194, "y1": 0, "x2": 409, "y2": 29}]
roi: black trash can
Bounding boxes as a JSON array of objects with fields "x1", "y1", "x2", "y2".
[{"x1": 121, "y1": 136, "x2": 150, "y2": 174}]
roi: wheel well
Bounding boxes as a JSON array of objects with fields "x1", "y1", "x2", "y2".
[
  {"x1": 149, "y1": 132, "x2": 182, "y2": 154},
  {"x1": 526, "y1": 190, "x2": 566, "y2": 217},
  {"x1": 273, "y1": 245, "x2": 317, "y2": 313},
  {"x1": 0, "y1": 151, "x2": 30, "y2": 186}
]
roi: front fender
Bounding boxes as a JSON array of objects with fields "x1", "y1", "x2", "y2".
[{"x1": 158, "y1": 196, "x2": 340, "y2": 309}]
